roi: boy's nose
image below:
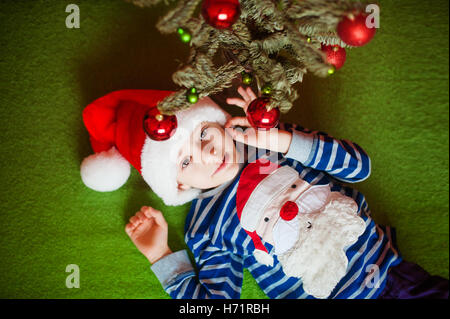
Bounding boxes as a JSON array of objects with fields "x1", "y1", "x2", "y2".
[{"x1": 202, "y1": 145, "x2": 222, "y2": 164}]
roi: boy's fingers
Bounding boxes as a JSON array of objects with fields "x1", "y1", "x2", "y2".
[
  {"x1": 140, "y1": 206, "x2": 151, "y2": 214},
  {"x1": 225, "y1": 117, "x2": 256, "y2": 145},
  {"x1": 225, "y1": 116, "x2": 251, "y2": 128},
  {"x1": 146, "y1": 208, "x2": 168, "y2": 228},
  {"x1": 129, "y1": 216, "x2": 140, "y2": 226},
  {"x1": 226, "y1": 97, "x2": 246, "y2": 108},
  {"x1": 125, "y1": 223, "x2": 134, "y2": 235},
  {"x1": 224, "y1": 117, "x2": 234, "y2": 128},
  {"x1": 246, "y1": 87, "x2": 257, "y2": 101},
  {"x1": 237, "y1": 86, "x2": 250, "y2": 102},
  {"x1": 230, "y1": 129, "x2": 247, "y2": 144},
  {"x1": 136, "y1": 211, "x2": 146, "y2": 221},
  {"x1": 141, "y1": 206, "x2": 156, "y2": 218},
  {"x1": 231, "y1": 128, "x2": 258, "y2": 148}
]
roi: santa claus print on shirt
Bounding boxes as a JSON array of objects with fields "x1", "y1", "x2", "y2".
[{"x1": 236, "y1": 158, "x2": 366, "y2": 299}]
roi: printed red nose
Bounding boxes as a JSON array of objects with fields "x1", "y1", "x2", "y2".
[{"x1": 280, "y1": 201, "x2": 298, "y2": 221}]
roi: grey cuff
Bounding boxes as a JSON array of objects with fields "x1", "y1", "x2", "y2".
[
  {"x1": 284, "y1": 130, "x2": 316, "y2": 164},
  {"x1": 150, "y1": 250, "x2": 195, "y2": 289}
]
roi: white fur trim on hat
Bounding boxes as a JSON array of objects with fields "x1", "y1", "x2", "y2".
[
  {"x1": 81, "y1": 147, "x2": 131, "y2": 192},
  {"x1": 140, "y1": 97, "x2": 231, "y2": 206}
]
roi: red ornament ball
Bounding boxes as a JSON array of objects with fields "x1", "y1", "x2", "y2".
[
  {"x1": 246, "y1": 97, "x2": 280, "y2": 129},
  {"x1": 321, "y1": 44, "x2": 347, "y2": 70},
  {"x1": 143, "y1": 108, "x2": 177, "y2": 141},
  {"x1": 337, "y1": 13, "x2": 376, "y2": 47},
  {"x1": 201, "y1": 0, "x2": 241, "y2": 29},
  {"x1": 280, "y1": 201, "x2": 299, "y2": 221}
]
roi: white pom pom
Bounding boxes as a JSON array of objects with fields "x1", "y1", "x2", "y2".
[
  {"x1": 254, "y1": 250, "x2": 274, "y2": 267},
  {"x1": 80, "y1": 147, "x2": 130, "y2": 192}
]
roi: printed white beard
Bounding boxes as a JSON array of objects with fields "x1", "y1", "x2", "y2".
[
  {"x1": 273, "y1": 217, "x2": 300, "y2": 255},
  {"x1": 276, "y1": 193, "x2": 366, "y2": 299}
]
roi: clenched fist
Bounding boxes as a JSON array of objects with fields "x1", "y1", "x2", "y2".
[{"x1": 125, "y1": 206, "x2": 172, "y2": 264}]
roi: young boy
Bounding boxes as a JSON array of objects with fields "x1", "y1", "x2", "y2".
[{"x1": 81, "y1": 87, "x2": 448, "y2": 299}]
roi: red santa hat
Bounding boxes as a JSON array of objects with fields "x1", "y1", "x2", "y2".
[
  {"x1": 236, "y1": 158, "x2": 283, "y2": 267},
  {"x1": 80, "y1": 89, "x2": 230, "y2": 206}
]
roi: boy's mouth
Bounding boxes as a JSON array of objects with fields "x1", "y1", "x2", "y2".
[{"x1": 213, "y1": 153, "x2": 228, "y2": 175}]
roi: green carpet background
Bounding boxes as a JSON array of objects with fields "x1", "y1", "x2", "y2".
[{"x1": 0, "y1": 0, "x2": 448, "y2": 298}]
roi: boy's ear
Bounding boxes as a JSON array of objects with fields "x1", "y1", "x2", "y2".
[{"x1": 178, "y1": 183, "x2": 192, "y2": 191}]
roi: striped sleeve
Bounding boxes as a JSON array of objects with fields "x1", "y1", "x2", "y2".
[
  {"x1": 281, "y1": 122, "x2": 371, "y2": 183},
  {"x1": 151, "y1": 248, "x2": 244, "y2": 299}
]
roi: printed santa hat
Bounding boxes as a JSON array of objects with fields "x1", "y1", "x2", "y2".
[
  {"x1": 236, "y1": 158, "x2": 284, "y2": 267},
  {"x1": 80, "y1": 89, "x2": 230, "y2": 206}
]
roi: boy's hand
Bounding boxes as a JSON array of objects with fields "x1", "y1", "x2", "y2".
[
  {"x1": 125, "y1": 206, "x2": 172, "y2": 264},
  {"x1": 225, "y1": 86, "x2": 292, "y2": 154},
  {"x1": 226, "y1": 86, "x2": 258, "y2": 113}
]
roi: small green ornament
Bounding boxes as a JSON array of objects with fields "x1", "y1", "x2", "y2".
[
  {"x1": 261, "y1": 84, "x2": 272, "y2": 95},
  {"x1": 187, "y1": 88, "x2": 199, "y2": 104},
  {"x1": 177, "y1": 27, "x2": 191, "y2": 43},
  {"x1": 307, "y1": 37, "x2": 312, "y2": 43},
  {"x1": 327, "y1": 65, "x2": 336, "y2": 75},
  {"x1": 181, "y1": 33, "x2": 191, "y2": 43},
  {"x1": 241, "y1": 71, "x2": 253, "y2": 85}
]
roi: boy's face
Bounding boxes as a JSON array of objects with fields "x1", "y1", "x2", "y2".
[{"x1": 176, "y1": 121, "x2": 241, "y2": 190}]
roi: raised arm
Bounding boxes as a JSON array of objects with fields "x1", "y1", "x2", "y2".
[
  {"x1": 281, "y1": 122, "x2": 371, "y2": 183},
  {"x1": 225, "y1": 87, "x2": 370, "y2": 183}
]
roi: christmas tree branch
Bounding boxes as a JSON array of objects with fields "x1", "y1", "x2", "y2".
[
  {"x1": 158, "y1": 53, "x2": 244, "y2": 113},
  {"x1": 126, "y1": 0, "x2": 373, "y2": 115},
  {"x1": 156, "y1": 0, "x2": 202, "y2": 34},
  {"x1": 287, "y1": 0, "x2": 371, "y2": 47},
  {"x1": 286, "y1": 0, "x2": 364, "y2": 28},
  {"x1": 125, "y1": 0, "x2": 175, "y2": 8}
]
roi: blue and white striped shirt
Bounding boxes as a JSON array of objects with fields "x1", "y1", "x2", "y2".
[{"x1": 150, "y1": 123, "x2": 402, "y2": 299}]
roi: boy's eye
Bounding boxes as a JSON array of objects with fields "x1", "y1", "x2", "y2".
[
  {"x1": 200, "y1": 127, "x2": 208, "y2": 140},
  {"x1": 182, "y1": 157, "x2": 191, "y2": 169}
]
